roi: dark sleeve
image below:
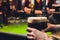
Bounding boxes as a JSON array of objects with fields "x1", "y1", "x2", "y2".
[
  {"x1": 45, "y1": 27, "x2": 60, "y2": 33},
  {"x1": 47, "y1": 0, "x2": 55, "y2": 9},
  {"x1": 47, "y1": 3, "x2": 52, "y2": 9},
  {"x1": 0, "y1": 6, "x2": 3, "y2": 11},
  {"x1": 34, "y1": 2, "x2": 43, "y2": 10},
  {"x1": 16, "y1": 0, "x2": 22, "y2": 10},
  {"x1": 39, "y1": 2, "x2": 43, "y2": 10},
  {"x1": 24, "y1": 2, "x2": 29, "y2": 7},
  {"x1": 41, "y1": 3, "x2": 43, "y2": 9},
  {"x1": 49, "y1": 15, "x2": 57, "y2": 24}
]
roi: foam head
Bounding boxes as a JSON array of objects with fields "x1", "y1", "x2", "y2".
[{"x1": 28, "y1": 17, "x2": 47, "y2": 23}]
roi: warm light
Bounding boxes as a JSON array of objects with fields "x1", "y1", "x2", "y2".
[
  {"x1": 9, "y1": 0, "x2": 13, "y2": 2},
  {"x1": 4, "y1": 0, "x2": 7, "y2": 2}
]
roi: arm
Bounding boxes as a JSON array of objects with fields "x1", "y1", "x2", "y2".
[
  {"x1": 42, "y1": 23, "x2": 60, "y2": 32},
  {"x1": 48, "y1": 23, "x2": 60, "y2": 28}
]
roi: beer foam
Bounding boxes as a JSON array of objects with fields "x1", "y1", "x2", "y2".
[{"x1": 28, "y1": 17, "x2": 47, "y2": 23}]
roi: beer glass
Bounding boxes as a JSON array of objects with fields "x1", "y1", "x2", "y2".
[{"x1": 28, "y1": 17, "x2": 48, "y2": 31}]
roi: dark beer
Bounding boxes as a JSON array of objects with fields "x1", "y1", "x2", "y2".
[{"x1": 28, "y1": 17, "x2": 48, "y2": 31}]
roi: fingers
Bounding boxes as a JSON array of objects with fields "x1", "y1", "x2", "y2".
[
  {"x1": 27, "y1": 27, "x2": 49, "y2": 40},
  {"x1": 27, "y1": 27, "x2": 34, "y2": 31},
  {"x1": 27, "y1": 28, "x2": 32, "y2": 32},
  {"x1": 27, "y1": 27, "x2": 37, "y2": 32},
  {"x1": 27, "y1": 36, "x2": 34, "y2": 40},
  {"x1": 27, "y1": 27, "x2": 38, "y2": 40},
  {"x1": 27, "y1": 32, "x2": 36, "y2": 40}
]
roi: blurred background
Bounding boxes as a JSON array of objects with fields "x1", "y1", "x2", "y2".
[{"x1": 0, "y1": 0, "x2": 60, "y2": 40}]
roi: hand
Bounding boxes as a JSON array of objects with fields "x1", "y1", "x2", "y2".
[
  {"x1": 35, "y1": 10, "x2": 42, "y2": 14},
  {"x1": 0, "y1": 12, "x2": 2, "y2": 14},
  {"x1": 17, "y1": 10, "x2": 24, "y2": 13},
  {"x1": 27, "y1": 27, "x2": 50, "y2": 40},
  {"x1": 24, "y1": 7, "x2": 31, "y2": 14}
]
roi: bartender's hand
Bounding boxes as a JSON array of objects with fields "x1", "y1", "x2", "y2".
[
  {"x1": 35, "y1": 10, "x2": 42, "y2": 14},
  {"x1": 0, "y1": 12, "x2": 2, "y2": 14},
  {"x1": 24, "y1": 7, "x2": 31, "y2": 14},
  {"x1": 27, "y1": 27, "x2": 51, "y2": 40}
]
